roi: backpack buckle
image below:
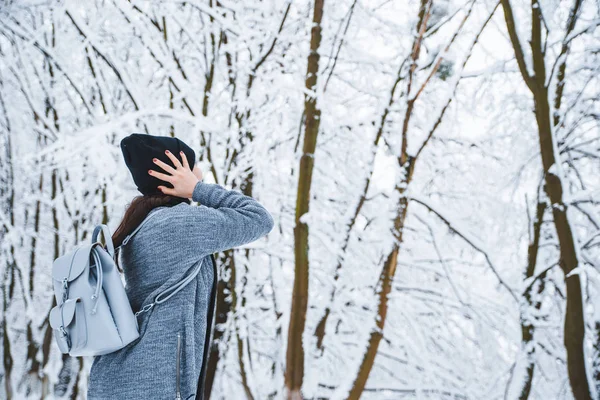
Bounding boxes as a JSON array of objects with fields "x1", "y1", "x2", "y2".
[
  {"x1": 59, "y1": 326, "x2": 71, "y2": 350},
  {"x1": 134, "y1": 302, "x2": 154, "y2": 317},
  {"x1": 61, "y1": 278, "x2": 69, "y2": 303}
]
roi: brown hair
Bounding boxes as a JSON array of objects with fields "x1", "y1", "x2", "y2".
[{"x1": 111, "y1": 193, "x2": 191, "y2": 273}]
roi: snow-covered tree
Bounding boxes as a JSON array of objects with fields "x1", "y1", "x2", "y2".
[{"x1": 0, "y1": 0, "x2": 598, "y2": 399}]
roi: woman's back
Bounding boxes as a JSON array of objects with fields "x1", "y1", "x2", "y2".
[
  {"x1": 87, "y1": 181, "x2": 274, "y2": 400},
  {"x1": 121, "y1": 204, "x2": 204, "y2": 313}
]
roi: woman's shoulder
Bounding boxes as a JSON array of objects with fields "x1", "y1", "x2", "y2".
[
  {"x1": 150, "y1": 202, "x2": 191, "y2": 214},
  {"x1": 145, "y1": 202, "x2": 212, "y2": 225},
  {"x1": 139, "y1": 202, "x2": 219, "y2": 248}
]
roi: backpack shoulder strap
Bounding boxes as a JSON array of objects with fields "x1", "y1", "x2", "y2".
[
  {"x1": 119, "y1": 207, "x2": 169, "y2": 248},
  {"x1": 121, "y1": 206, "x2": 210, "y2": 318},
  {"x1": 135, "y1": 255, "x2": 212, "y2": 319},
  {"x1": 155, "y1": 257, "x2": 206, "y2": 304}
]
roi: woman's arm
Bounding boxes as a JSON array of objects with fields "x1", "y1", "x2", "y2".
[
  {"x1": 167, "y1": 181, "x2": 274, "y2": 256},
  {"x1": 148, "y1": 150, "x2": 273, "y2": 255}
]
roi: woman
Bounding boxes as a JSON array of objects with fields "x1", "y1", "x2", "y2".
[{"x1": 87, "y1": 133, "x2": 274, "y2": 400}]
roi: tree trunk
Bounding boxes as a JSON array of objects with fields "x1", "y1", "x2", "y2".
[
  {"x1": 509, "y1": 201, "x2": 545, "y2": 400},
  {"x1": 346, "y1": 1, "x2": 432, "y2": 396},
  {"x1": 499, "y1": 0, "x2": 592, "y2": 397},
  {"x1": 39, "y1": 169, "x2": 61, "y2": 399},
  {"x1": 534, "y1": 88, "x2": 591, "y2": 400},
  {"x1": 286, "y1": 1, "x2": 325, "y2": 398},
  {"x1": 1, "y1": 85, "x2": 14, "y2": 400},
  {"x1": 347, "y1": 159, "x2": 415, "y2": 400},
  {"x1": 203, "y1": 254, "x2": 231, "y2": 399},
  {"x1": 313, "y1": 59, "x2": 405, "y2": 353},
  {"x1": 2, "y1": 274, "x2": 14, "y2": 399}
]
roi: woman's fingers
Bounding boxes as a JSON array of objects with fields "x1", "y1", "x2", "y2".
[
  {"x1": 149, "y1": 149, "x2": 195, "y2": 197},
  {"x1": 158, "y1": 185, "x2": 177, "y2": 196},
  {"x1": 148, "y1": 169, "x2": 173, "y2": 183},
  {"x1": 180, "y1": 151, "x2": 190, "y2": 170},
  {"x1": 153, "y1": 158, "x2": 176, "y2": 175},
  {"x1": 164, "y1": 150, "x2": 183, "y2": 169}
]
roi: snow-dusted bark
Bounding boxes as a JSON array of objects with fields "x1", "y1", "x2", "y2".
[
  {"x1": 499, "y1": 0, "x2": 597, "y2": 397},
  {"x1": 285, "y1": 0, "x2": 325, "y2": 398}
]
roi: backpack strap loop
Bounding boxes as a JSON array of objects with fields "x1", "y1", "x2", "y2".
[
  {"x1": 92, "y1": 225, "x2": 115, "y2": 258},
  {"x1": 90, "y1": 248, "x2": 103, "y2": 314}
]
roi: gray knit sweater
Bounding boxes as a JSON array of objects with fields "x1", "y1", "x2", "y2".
[{"x1": 87, "y1": 180, "x2": 274, "y2": 400}]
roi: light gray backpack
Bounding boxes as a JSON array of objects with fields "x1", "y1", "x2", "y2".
[{"x1": 50, "y1": 208, "x2": 204, "y2": 356}]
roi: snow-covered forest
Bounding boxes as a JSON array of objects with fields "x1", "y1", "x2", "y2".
[{"x1": 1, "y1": 0, "x2": 599, "y2": 399}]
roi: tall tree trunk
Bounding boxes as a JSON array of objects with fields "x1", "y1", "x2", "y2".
[
  {"x1": 313, "y1": 59, "x2": 404, "y2": 353},
  {"x1": 2, "y1": 266, "x2": 14, "y2": 399},
  {"x1": 346, "y1": 1, "x2": 432, "y2": 396},
  {"x1": 25, "y1": 73, "x2": 58, "y2": 393},
  {"x1": 203, "y1": 253, "x2": 231, "y2": 399},
  {"x1": 346, "y1": 159, "x2": 415, "y2": 400},
  {"x1": 25, "y1": 171, "x2": 43, "y2": 395},
  {"x1": 534, "y1": 88, "x2": 591, "y2": 400},
  {"x1": 69, "y1": 359, "x2": 82, "y2": 400},
  {"x1": 286, "y1": 1, "x2": 325, "y2": 398},
  {"x1": 40, "y1": 168, "x2": 59, "y2": 398},
  {"x1": 593, "y1": 322, "x2": 600, "y2": 395},
  {"x1": 499, "y1": 0, "x2": 592, "y2": 397},
  {"x1": 0, "y1": 81, "x2": 15, "y2": 400},
  {"x1": 233, "y1": 250, "x2": 255, "y2": 400},
  {"x1": 507, "y1": 201, "x2": 546, "y2": 400}
]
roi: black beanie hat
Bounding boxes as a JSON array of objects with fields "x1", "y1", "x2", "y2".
[{"x1": 120, "y1": 133, "x2": 196, "y2": 196}]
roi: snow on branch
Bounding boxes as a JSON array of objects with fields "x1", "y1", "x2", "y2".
[{"x1": 409, "y1": 195, "x2": 519, "y2": 303}]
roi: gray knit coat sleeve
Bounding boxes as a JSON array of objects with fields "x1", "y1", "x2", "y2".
[
  {"x1": 164, "y1": 181, "x2": 275, "y2": 256},
  {"x1": 87, "y1": 181, "x2": 273, "y2": 400}
]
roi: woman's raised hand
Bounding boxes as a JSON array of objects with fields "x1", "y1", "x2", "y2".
[{"x1": 148, "y1": 150, "x2": 200, "y2": 199}]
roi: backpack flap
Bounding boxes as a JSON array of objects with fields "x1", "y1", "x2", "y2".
[
  {"x1": 52, "y1": 244, "x2": 95, "y2": 283},
  {"x1": 49, "y1": 297, "x2": 87, "y2": 353}
]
